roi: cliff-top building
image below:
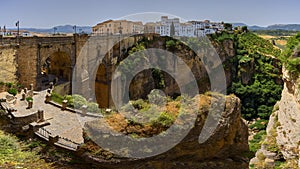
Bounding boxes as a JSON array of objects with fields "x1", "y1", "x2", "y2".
[
  {"x1": 92, "y1": 20, "x2": 143, "y2": 35},
  {"x1": 92, "y1": 16, "x2": 224, "y2": 37}
]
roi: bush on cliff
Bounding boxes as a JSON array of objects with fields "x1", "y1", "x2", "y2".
[
  {"x1": 7, "y1": 88, "x2": 17, "y2": 96},
  {"x1": 281, "y1": 32, "x2": 300, "y2": 75}
]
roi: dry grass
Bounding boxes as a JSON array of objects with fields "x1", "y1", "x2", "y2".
[
  {"x1": 259, "y1": 35, "x2": 275, "y2": 40},
  {"x1": 275, "y1": 39, "x2": 287, "y2": 46},
  {"x1": 258, "y1": 34, "x2": 289, "y2": 49}
]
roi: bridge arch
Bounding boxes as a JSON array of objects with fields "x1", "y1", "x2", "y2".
[
  {"x1": 41, "y1": 51, "x2": 72, "y2": 81},
  {"x1": 92, "y1": 35, "x2": 183, "y2": 109},
  {"x1": 95, "y1": 63, "x2": 110, "y2": 108}
]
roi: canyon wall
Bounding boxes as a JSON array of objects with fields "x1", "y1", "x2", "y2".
[{"x1": 251, "y1": 68, "x2": 300, "y2": 168}]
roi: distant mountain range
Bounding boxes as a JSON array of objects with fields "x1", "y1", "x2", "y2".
[
  {"x1": 12, "y1": 23, "x2": 300, "y2": 34},
  {"x1": 17, "y1": 25, "x2": 92, "y2": 34},
  {"x1": 232, "y1": 23, "x2": 300, "y2": 31}
]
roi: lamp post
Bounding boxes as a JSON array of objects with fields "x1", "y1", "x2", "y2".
[
  {"x1": 0, "y1": 26, "x2": 2, "y2": 45},
  {"x1": 53, "y1": 27, "x2": 57, "y2": 35},
  {"x1": 16, "y1": 21, "x2": 20, "y2": 36},
  {"x1": 16, "y1": 21, "x2": 20, "y2": 44},
  {"x1": 3, "y1": 25, "x2": 6, "y2": 36},
  {"x1": 73, "y1": 25, "x2": 77, "y2": 34}
]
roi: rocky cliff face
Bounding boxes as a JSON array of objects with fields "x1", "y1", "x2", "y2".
[
  {"x1": 250, "y1": 67, "x2": 300, "y2": 168},
  {"x1": 276, "y1": 67, "x2": 300, "y2": 161},
  {"x1": 124, "y1": 37, "x2": 236, "y2": 100},
  {"x1": 211, "y1": 39, "x2": 237, "y2": 87},
  {"x1": 79, "y1": 94, "x2": 249, "y2": 169}
]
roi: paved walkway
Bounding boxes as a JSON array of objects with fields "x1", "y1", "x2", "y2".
[{"x1": 1, "y1": 90, "x2": 99, "y2": 144}]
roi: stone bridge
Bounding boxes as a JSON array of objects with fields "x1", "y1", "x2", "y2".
[
  {"x1": 0, "y1": 34, "x2": 87, "y2": 89},
  {"x1": 0, "y1": 34, "x2": 144, "y2": 107},
  {"x1": 0, "y1": 33, "x2": 233, "y2": 108}
]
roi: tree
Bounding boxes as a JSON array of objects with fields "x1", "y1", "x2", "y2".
[
  {"x1": 241, "y1": 26, "x2": 248, "y2": 32},
  {"x1": 224, "y1": 23, "x2": 233, "y2": 31},
  {"x1": 170, "y1": 22, "x2": 175, "y2": 36}
]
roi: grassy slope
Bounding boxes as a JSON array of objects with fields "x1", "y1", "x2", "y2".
[{"x1": 0, "y1": 130, "x2": 53, "y2": 168}]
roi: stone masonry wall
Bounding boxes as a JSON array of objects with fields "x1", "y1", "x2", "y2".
[
  {"x1": 0, "y1": 46, "x2": 18, "y2": 83},
  {"x1": 17, "y1": 43, "x2": 38, "y2": 88}
]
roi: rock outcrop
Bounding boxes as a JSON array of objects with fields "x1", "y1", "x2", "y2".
[
  {"x1": 79, "y1": 94, "x2": 249, "y2": 169},
  {"x1": 250, "y1": 66, "x2": 300, "y2": 168},
  {"x1": 275, "y1": 67, "x2": 300, "y2": 161}
]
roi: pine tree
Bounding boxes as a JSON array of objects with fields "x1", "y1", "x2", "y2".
[{"x1": 170, "y1": 22, "x2": 175, "y2": 36}]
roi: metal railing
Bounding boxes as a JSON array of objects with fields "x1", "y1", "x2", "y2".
[
  {"x1": 36, "y1": 127, "x2": 51, "y2": 140},
  {"x1": 56, "y1": 137, "x2": 81, "y2": 150},
  {"x1": 35, "y1": 127, "x2": 81, "y2": 151}
]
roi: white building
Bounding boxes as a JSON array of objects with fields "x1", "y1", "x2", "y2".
[
  {"x1": 155, "y1": 16, "x2": 180, "y2": 36},
  {"x1": 189, "y1": 20, "x2": 224, "y2": 36},
  {"x1": 153, "y1": 16, "x2": 224, "y2": 37},
  {"x1": 93, "y1": 16, "x2": 225, "y2": 37},
  {"x1": 179, "y1": 23, "x2": 194, "y2": 37}
]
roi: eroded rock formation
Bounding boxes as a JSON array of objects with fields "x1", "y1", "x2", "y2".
[
  {"x1": 250, "y1": 66, "x2": 300, "y2": 168},
  {"x1": 79, "y1": 93, "x2": 249, "y2": 169}
]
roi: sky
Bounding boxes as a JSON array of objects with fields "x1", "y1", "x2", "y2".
[{"x1": 1, "y1": 0, "x2": 300, "y2": 28}]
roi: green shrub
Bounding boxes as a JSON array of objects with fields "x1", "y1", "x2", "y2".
[
  {"x1": 72, "y1": 94, "x2": 87, "y2": 109},
  {"x1": 280, "y1": 32, "x2": 300, "y2": 75},
  {"x1": 131, "y1": 99, "x2": 149, "y2": 110},
  {"x1": 224, "y1": 23, "x2": 232, "y2": 31},
  {"x1": 249, "y1": 130, "x2": 266, "y2": 154},
  {"x1": 51, "y1": 92, "x2": 64, "y2": 104},
  {"x1": 27, "y1": 140, "x2": 44, "y2": 149},
  {"x1": 16, "y1": 83, "x2": 23, "y2": 89},
  {"x1": 26, "y1": 97, "x2": 33, "y2": 102},
  {"x1": 249, "y1": 119, "x2": 268, "y2": 130},
  {"x1": 128, "y1": 43, "x2": 145, "y2": 55},
  {"x1": 166, "y1": 40, "x2": 176, "y2": 50},
  {"x1": 87, "y1": 102, "x2": 100, "y2": 113},
  {"x1": 64, "y1": 95, "x2": 74, "y2": 107},
  {"x1": 152, "y1": 69, "x2": 165, "y2": 89},
  {"x1": 216, "y1": 32, "x2": 235, "y2": 42},
  {"x1": 239, "y1": 55, "x2": 252, "y2": 63},
  {"x1": 241, "y1": 26, "x2": 248, "y2": 32},
  {"x1": 7, "y1": 88, "x2": 17, "y2": 96},
  {"x1": 0, "y1": 134, "x2": 18, "y2": 154},
  {"x1": 5, "y1": 82, "x2": 14, "y2": 88},
  {"x1": 286, "y1": 57, "x2": 300, "y2": 74},
  {"x1": 151, "y1": 112, "x2": 175, "y2": 127}
]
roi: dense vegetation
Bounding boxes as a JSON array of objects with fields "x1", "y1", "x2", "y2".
[
  {"x1": 253, "y1": 30, "x2": 298, "y2": 36},
  {"x1": 221, "y1": 32, "x2": 283, "y2": 121},
  {"x1": 212, "y1": 31, "x2": 284, "y2": 158},
  {"x1": 280, "y1": 32, "x2": 300, "y2": 76},
  {"x1": 51, "y1": 92, "x2": 104, "y2": 114}
]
